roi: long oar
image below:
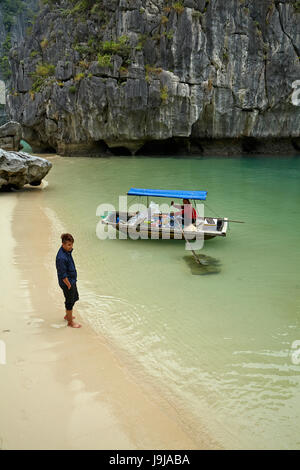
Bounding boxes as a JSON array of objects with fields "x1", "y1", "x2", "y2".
[
  {"x1": 206, "y1": 217, "x2": 245, "y2": 224},
  {"x1": 219, "y1": 218, "x2": 244, "y2": 224},
  {"x1": 176, "y1": 220, "x2": 204, "y2": 265}
]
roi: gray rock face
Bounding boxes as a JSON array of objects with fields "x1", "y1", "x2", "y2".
[
  {"x1": 0, "y1": 1, "x2": 39, "y2": 125},
  {"x1": 0, "y1": 104, "x2": 7, "y2": 126},
  {"x1": 0, "y1": 121, "x2": 22, "y2": 151},
  {"x1": 0, "y1": 149, "x2": 52, "y2": 190},
  {"x1": 6, "y1": 0, "x2": 300, "y2": 155}
]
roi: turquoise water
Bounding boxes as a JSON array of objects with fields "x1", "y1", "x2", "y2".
[{"x1": 43, "y1": 155, "x2": 300, "y2": 449}]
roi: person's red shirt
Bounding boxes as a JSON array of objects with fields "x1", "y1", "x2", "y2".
[
  {"x1": 173, "y1": 203, "x2": 197, "y2": 223},
  {"x1": 180, "y1": 204, "x2": 197, "y2": 222}
]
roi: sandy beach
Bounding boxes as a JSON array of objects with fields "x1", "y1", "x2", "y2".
[{"x1": 0, "y1": 180, "x2": 207, "y2": 450}]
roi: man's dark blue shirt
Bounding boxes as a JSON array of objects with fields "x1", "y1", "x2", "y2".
[{"x1": 56, "y1": 246, "x2": 77, "y2": 287}]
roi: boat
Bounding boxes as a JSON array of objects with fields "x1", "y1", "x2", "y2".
[{"x1": 101, "y1": 188, "x2": 229, "y2": 240}]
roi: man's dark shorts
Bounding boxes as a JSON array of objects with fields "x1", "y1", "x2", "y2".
[{"x1": 60, "y1": 283, "x2": 79, "y2": 310}]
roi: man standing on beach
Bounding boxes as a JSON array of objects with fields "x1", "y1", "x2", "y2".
[{"x1": 56, "y1": 233, "x2": 81, "y2": 328}]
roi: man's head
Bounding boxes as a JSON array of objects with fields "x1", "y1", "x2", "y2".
[
  {"x1": 183, "y1": 198, "x2": 190, "y2": 205},
  {"x1": 61, "y1": 233, "x2": 74, "y2": 251}
]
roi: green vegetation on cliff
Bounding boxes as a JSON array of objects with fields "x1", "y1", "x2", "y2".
[
  {"x1": 0, "y1": 33, "x2": 12, "y2": 80},
  {"x1": 294, "y1": 2, "x2": 300, "y2": 12},
  {"x1": 29, "y1": 62, "x2": 56, "y2": 94},
  {"x1": 0, "y1": 0, "x2": 25, "y2": 79},
  {"x1": 1, "y1": 0, "x2": 25, "y2": 29},
  {"x1": 42, "y1": 0, "x2": 105, "y2": 17},
  {"x1": 0, "y1": 0, "x2": 36, "y2": 80}
]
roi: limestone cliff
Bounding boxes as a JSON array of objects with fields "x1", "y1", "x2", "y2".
[
  {"x1": 6, "y1": 0, "x2": 300, "y2": 155},
  {"x1": 0, "y1": 0, "x2": 38, "y2": 124}
]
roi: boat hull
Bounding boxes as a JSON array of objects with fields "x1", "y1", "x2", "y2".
[{"x1": 101, "y1": 212, "x2": 228, "y2": 240}]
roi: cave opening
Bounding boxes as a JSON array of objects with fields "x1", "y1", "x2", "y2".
[
  {"x1": 136, "y1": 138, "x2": 194, "y2": 156},
  {"x1": 291, "y1": 139, "x2": 300, "y2": 151},
  {"x1": 242, "y1": 137, "x2": 261, "y2": 153},
  {"x1": 21, "y1": 142, "x2": 57, "y2": 154},
  {"x1": 109, "y1": 146, "x2": 132, "y2": 156},
  {"x1": 41, "y1": 145, "x2": 57, "y2": 154}
]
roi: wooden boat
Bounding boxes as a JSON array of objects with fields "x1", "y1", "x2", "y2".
[{"x1": 101, "y1": 188, "x2": 229, "y2": 240}]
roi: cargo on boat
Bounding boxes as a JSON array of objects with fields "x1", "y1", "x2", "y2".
[{"x1": 101, "y1": 188, "x2": 229, "y2": 240}]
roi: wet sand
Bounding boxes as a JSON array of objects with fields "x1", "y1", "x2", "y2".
[{"x1": 0, "y1": 183, "x2": 208, "y2": 450}]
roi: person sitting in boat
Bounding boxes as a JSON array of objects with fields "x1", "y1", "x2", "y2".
[{"x1": 171, "y1": 199, "x2": 197, "y2": 226}]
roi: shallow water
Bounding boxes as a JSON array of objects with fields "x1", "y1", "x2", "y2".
[{"x1": 42, "y1": 155, "x2": 300, "y2": 449}]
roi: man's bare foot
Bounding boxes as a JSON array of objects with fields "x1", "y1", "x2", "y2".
[
  {"x1": 67, "y1": 322, "x2": 81, "y2": 328},
  {"x1": 64, "y1": 315, "x2": 75, "y2": 320}
]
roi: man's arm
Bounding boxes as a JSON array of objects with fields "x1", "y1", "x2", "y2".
[
  {"x1": 62, "y1": 277, "x2": 72, "y2": 289},
  {"x1": 171, "y1": 201, "x2": 182, "y2": 210},
  {"x1": 56, "y1": 257, "x2": 71, "y2": 289}
]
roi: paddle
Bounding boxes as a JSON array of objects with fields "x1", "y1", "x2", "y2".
[
  {"x1": 175, "y1": 219, "x2": 205, "y2": 266},
  {"x1": 217, "y1": 218, "x2": 244, "y2": 224}
]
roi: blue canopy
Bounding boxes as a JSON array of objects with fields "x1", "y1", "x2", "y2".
[{"x1": 127, "y1": 188, "x2": 207, "y2": 201}]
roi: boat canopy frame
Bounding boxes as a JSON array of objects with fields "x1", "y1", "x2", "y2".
[{"x1": 127, "y1": 188, "x2": 207, "y2": 201}]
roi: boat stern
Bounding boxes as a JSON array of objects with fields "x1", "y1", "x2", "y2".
[{"x1": 221, "y1": 217, "x2": 229, "y2": 237}]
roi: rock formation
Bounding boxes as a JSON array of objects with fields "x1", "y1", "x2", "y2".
[
  {"x1": 0, "y1": 80, "x2": 6, "y2": 125},
  {"x1": 0, "y1": 121, "x2": 22, "y2": 151},
  {"x1": 5, "y1": 0, "x2": 300, "y2": 155},
  {"x1": 0, "y1": 0, "x2": 39, "y2": 125},
  {"x1": 0, "y1": 148, "x2": 52, "y2": 190}
]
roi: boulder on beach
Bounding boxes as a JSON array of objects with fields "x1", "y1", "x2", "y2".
[{"x1": 0, "y1": 149, "x2": 52, "y2": 191}]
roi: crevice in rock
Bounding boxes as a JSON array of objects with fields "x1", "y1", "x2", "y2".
[
  {"x1": 263, "y1": 56, "x2": 270, "y2": 109},
  {"x1": 275, "y1": 2, "x2": 300, "y2": 58},
  {"x1": 200, "y1": 1, "x2": 211, "y2": 15}
]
